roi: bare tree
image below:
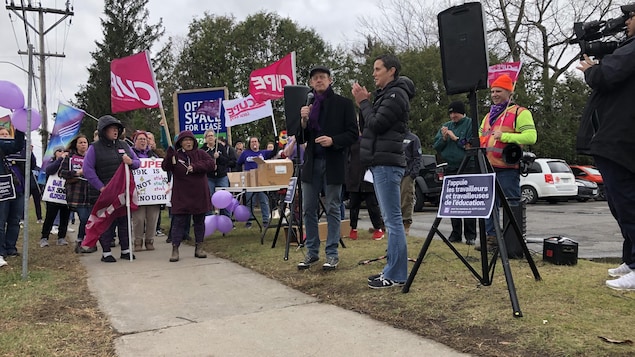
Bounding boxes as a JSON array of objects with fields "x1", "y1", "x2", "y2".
[{"x1": 483, "y1": 0, "x2": 616, "y2": 107}]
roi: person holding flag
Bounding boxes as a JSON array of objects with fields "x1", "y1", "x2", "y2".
[
  {"x1": 477, "y1": 74, "x2": 537, "y2": 252},
  {"x1": 82, "y1": 115, "x2": 140, "y2": 262}
]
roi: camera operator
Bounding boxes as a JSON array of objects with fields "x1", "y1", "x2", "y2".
[{"x1": 577, "y1": 3, "x2": 635, "y2": 291}]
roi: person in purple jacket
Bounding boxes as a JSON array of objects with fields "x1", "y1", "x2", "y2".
[
  {"x1": 162, "y1": 130, "x2": 215, "y2": 262},
  {"x1": 130, "y1": 130, "x2": 161, "y2": 251},
  {"x1": 83, "y1": 115, "x2": 140, "y2": 263}
]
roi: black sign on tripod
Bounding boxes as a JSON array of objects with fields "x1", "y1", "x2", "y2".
[{"x1": 402, "y1": 1, "x2": 541, "y2": 318}]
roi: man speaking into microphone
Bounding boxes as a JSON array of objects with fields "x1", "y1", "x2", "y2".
[{"x1": 296, "y1": 65, "x2": 358, "y2": 271}]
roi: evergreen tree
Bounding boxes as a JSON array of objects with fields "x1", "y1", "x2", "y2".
[{"x1": 74, "y1": 0, "x2": 166, "y2": 140}]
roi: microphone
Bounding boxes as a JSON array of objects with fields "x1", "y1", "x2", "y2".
[{"x1": 306, "y1": 92, "x2": 315, "y2": 106}]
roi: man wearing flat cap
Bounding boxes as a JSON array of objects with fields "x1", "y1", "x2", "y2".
[
  {"x1": 577, "y1": 3, "x2": 635, "y2": 291},
  {"x1": 433, "y1": 101, "x2": 476, "y2": 245},
  {"x1": 297, "y1": 66, "x2": 358, "y2": 271},
  {"x1": 478, "y1": 74, "x2": 537, "y2": 252}
]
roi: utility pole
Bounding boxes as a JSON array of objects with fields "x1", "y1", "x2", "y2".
[{"x1": 6, "y1": 0, "x2": 74, "y2": 156}]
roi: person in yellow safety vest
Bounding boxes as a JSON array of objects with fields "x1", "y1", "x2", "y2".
[{"x1": 476, "y1": 74, "x2": 537, "y2": 252}]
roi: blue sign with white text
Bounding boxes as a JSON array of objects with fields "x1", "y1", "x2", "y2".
[{"x1": 174, "y1": 88, "x2": 228, "y2": 145}]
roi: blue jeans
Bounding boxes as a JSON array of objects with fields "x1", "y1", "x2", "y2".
[
  {"x1": 0, "y1": 193, "x2": 24, "y2": 256},
  {"x1": 371, "y1": 166, "x2": 408, "y2": 282},
  {"x1": 486, "y1": 169, "x2": 520, "y2": 236},
  {"x1": 595, "y1": 156, "x2": 635, "y2": 268},
  {"x1": 75, "y1": 206, "x2": 93, "y2": 241},
  {"x1": 246, "y1": 191, "x2": 270, "y2": 225},
  {"x1": 208, "y1": 176, "x2": 230, "y2": 216},
  {"x1": 303, "y1": 158, "x2": 342, "y2": 260}
]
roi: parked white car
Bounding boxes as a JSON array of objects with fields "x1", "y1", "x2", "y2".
[{"x1": 519, "y1": 158, "x2": 578, "y2": 204}]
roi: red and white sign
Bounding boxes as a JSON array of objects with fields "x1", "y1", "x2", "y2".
[
  {"x1": 248, "y1": 52, "x2": 296, "y2": 103},
  {"x1": 488, "y1": 61, "x2": 522, "y2": 86},
  {"x1": 110, "y1": 51, "x2": 160, "y2": 113},
  {"x1": 222, "y1": 95, "x2": 273, "y2": 127}
]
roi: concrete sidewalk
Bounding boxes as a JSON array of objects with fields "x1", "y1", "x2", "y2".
[{"x1": 80, "y1": 239, "x2": 468, "y2": 357}]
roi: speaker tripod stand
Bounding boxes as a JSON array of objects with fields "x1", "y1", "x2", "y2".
[{"x1": 402, "y1": 147, "x2": 541, "y2": 317}]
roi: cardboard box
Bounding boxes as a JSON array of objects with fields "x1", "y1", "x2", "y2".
[
  {"x1": 250, "y1": 158, "x2": 293, "y2": 186},
  {"x1": 283, "y1": 220, "x2": 349, "y2": 244},
  {"x1": 227, "y1": 172, "x2": 248, "y2": 187}
]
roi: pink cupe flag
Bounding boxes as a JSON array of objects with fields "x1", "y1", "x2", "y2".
[
  {"x1": 248, "y1": 52, "x2": 297, "y2": 103},
  {"x1": 110, "y1": 51, "x2": 161, "y2": 113}
]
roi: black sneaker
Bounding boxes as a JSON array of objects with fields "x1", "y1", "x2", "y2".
[
  {"x1": 465, "y1": 239, "x2": 476, "y2": 246},
  {"x1": 101, "y1": 255, "x2": 117, "y2": 263},
  {"x1": 448, "y1": 236, "x2": 462, "y2": 243},
  {"x1": 297, "y1": 255, "x2": 319, "y2": 270},
  {"x1": 120, "y1": 252, "x2": 136, "y2": 260},
  {"x1": 322, "y1": 256, "x2": 339, "y2": 271},
  {"x1": 367, "y1": 273, "x2": 383, "y2": 283},
  {"x1": 368, "y1": 276, "x2": 405, "y2": 289}
]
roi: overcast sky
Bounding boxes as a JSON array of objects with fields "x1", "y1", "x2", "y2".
[{"x1": 0, "y1": 0, "x2": 385, "y2": 155}]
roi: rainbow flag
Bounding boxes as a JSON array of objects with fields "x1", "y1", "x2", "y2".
[{"x1": 38, "y1": 103, "x2": 85, "y2": 184}]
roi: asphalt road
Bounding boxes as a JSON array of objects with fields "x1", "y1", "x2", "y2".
[{"x1": 404, "y1": 199, "x2": 621, "y2": 260}]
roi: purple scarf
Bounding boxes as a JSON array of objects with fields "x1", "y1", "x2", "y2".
[
  {"x1": 488, "y1": 100, "x2": 510, "y2": 126},
  {"x1": 307, "y1": 86, "x2": 334, "y2": 132}
]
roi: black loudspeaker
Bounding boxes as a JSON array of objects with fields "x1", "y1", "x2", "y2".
[
  {"x1": 438, "y1": 2, "x2": 489, "y2": 95},
  {"x1": 504, "y1": 199, "x2": 526, "y2": 259},
  {"x1": 284, "y1": 85, "x2": 311, "y2": 137}
]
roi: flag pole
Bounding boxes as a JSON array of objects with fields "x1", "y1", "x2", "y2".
[
  {"x1": 270, "y1": 114, "x2": 278, "y2": 141},
  {"x1": 144, "y1": 50, "x2": 176, "y2": 164},
  {"x1": 125, "y1": 163, "x2": 133, "y2": 261}
]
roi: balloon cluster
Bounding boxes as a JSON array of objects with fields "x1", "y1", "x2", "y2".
[
  {"x1": 0, "y1": 80, "x2": 42, "y2": 132},
  {"x1": 205, "y1": 190, "x2": 251, "y2": 236}
]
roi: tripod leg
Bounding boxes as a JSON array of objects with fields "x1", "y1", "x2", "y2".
[
  {"x1": 492, "y1": 184, "x2": 523, "y2": 317},
  {"x1": 402, "y1": 217, "x2": 441, "y2": 293}
]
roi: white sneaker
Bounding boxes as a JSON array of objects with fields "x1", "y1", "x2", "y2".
[
  {"x1": 57, "y1": 238, "x2": 69, "y2": 246},
  {"x1": 0, "y1": 256, "x2": 7, "y2": 268},
  {"x1": 51, "y1": 226, "x2": 59, "y2": 235},
  {"x1": 40, "y1": 238, "x2": 49, "y2": 248},
  {"x1": 67, "y1": 227, "x2": 75, "y2": 233},
  {"x1": 606, "y1": 271, "x2": 635, "y2": 291},
  {"x1": 608, "y1": 263, "x2": 633, "y2": 277}
]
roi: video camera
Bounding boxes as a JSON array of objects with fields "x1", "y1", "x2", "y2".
[{"x1": 570, "y1": 11, "x2": 628, "y2": 59}]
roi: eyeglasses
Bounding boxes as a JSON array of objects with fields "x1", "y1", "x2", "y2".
[{"x1": 205, "y1": 135, "x2": 215, "y2": 138}]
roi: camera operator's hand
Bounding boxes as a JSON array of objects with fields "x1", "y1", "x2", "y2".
[{"x1": 576, "y1": 54, "x2": 596, "y2": 72}]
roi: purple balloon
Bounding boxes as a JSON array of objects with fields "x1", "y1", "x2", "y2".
[
  {"x1": 11, "y1": 107, "x2": 42, "y2": 132},
  {"x1": 211, "y1": 190, "x2": 233, "y2": 209},
  {"x1": 217, "y1": 215, "x2": 233, "y2": 234},
  {"x1": 233, "y1": 205, "x2": 251, "y2": 222},
  {"x1": 227, "y1": 198, "x2": 240, "y2": 213},
  {"x1": 0, "y1": 80, "x2": 25, "y2": 110},
  {"x1": 204, "y1": 215, "x2": 218, "y2": 237}
]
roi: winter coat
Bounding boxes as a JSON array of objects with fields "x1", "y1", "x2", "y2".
[
  {"x1": 359, "y1": 76, "x2": 416, "y2": 168},
  {"x1": 59, "y1": 150, "x2": 100, "y2": 208},
  {"x1": 161, "y1": 130, "x2": 215, "y2": 215},
  {"x1": 345, "y1": 138, "x2": 375, "y2": 193},
  {"x1": 578, "y1": 36, "x2": 635, "y2": 173},
  {"x1": 299, "y1": 89, "x2": 358, "y2": 184}
]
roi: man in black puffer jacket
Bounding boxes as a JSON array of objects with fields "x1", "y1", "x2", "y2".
[{"x1": 352, "y1": 54, "x2": 415, "y2": 289}]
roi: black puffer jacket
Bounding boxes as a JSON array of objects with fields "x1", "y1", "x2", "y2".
[{"x1": 359, "y1": 76, "x2": 416, "y2": 168}]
